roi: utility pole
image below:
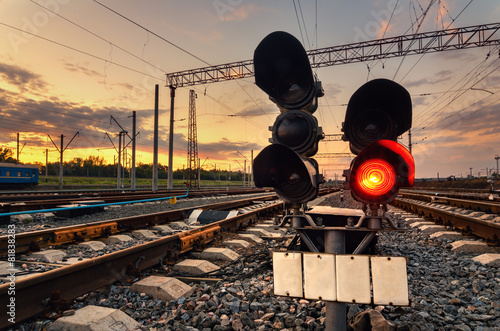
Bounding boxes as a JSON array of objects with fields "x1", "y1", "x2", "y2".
[
  {"x1": 15, "y1": 133, "x2": 26, "y2": 164},
  {"x1": 117, "y1": 131, "x2": 122, "y2": 189},
  {"x1": 251, "y1": 150, "x2": 254, "y2": 188},
  {"x1": 131, "y1": 111, "x2": 137, "y2": 190},
  {"x1": 45, "y1": 149, "x2": 48, "y2": 183},
  {"x1": 469, "y1": 168, "x2": 473, "y2": 179},
  {"x1": 111, "y1": 114, "x2": 137, "y2": 190},
  {"x1": 187, "y1": 90, "x2": 199, "y2": 189},
  {"x1": 48, "y1": 132, "x2": 79, "y2": 190},
  {"x1": 16, "y1": 133, "x2": 19, "y2": 164},
  {"x1": 168, "y1": 85, "x2": 176, "y2": 190},
  {"x1": 153, "y1": 84, "x2": 159, "y2": 192},
  {"x1": 408, "y1": 129, "x2": 412, "y2": 154},
  {"x1": 495, "y1": 155, "x2": 499, "y2": 179}
]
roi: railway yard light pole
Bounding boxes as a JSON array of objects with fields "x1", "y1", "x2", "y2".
[
  {"x1": 252, "y1": 31, "x2": 415, "y2": 330},
  {"x1": 495, "y1": 155, "x2": 499, "y2": 179}
]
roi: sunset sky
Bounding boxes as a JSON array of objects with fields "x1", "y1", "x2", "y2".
[{"x1": 0, "y1": 0, "x2": 499, "y2": 179}]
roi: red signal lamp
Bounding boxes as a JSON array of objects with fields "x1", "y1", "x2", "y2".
[{"x1": 348, "y1": 140, "x2": 414, "y2": 204}]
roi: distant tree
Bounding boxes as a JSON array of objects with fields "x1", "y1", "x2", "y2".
[{"x1": 0, "y1": 148, "x2": 16, "y2": 163}]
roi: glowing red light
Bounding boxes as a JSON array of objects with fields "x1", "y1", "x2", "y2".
[{"x1": 356, "y1": 159, "x2": 396, "y2": 196}]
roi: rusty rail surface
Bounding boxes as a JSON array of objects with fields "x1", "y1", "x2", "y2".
[
  {"x1": 398, "y1": 191, "x2": 500, "y2": 214},
  {"x1": 0, "y1": 193, "x2": 279, "y2": 256},
  {"x1": 0, "y1": 187, "x2": 339, "y2": 328},
  {"x1": 400, "y1": 188, "x2": 499, "y2": 202},
  {"x1": 0, "y1": 188, "x2": 268, "y2": 212},
  {"x1": 0, "y1": 200, "x2": 284, "y2": 328},
  {"x1": 393, "y1": 198, "x2": 500, "y2": 245}
]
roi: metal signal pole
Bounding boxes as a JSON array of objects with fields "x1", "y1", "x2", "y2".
[
  {"x1": 168, "y1": 86, "x2": 176, "y2": 190},
  {"x1": 153, "y1": 84, "x2": 159, "y2": 192}
]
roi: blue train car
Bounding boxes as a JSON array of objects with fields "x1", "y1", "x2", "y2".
[{"x1": 0, "y1": 162, "x2": 39, "y2": 189}]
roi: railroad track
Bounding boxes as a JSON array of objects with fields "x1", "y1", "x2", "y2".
[
  {"x1": 0, "y1": 187, "x2": 338, "y2": 327},
  {"x1": 400, "y1": 188, "x2": 500, "y2": 202},
  {"x1": 0, "y1": 188, "x2": 267, "y2": 213},
  {"x1": 0, "y1": 193, "x2": 279, "y2": 256},
  {"x1": 393, "y1": 197, "x2": 500, "y2": 245},
  {"x1": 0, "y1": 196, "x2": 284, "y2": 328},
  {"x1": 399, "y1": 190, "x2": 500, "y2": 213}
]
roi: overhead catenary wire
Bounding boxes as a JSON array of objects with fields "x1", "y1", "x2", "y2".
[
  {"x1": 413, "y1": 47, "x2": 500, "y2": 132},
  {"x1": 0, "y1": 21, "x2": 165, "y2": 83}
]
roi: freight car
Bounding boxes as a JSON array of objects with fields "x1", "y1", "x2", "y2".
[{"x1": 0, "y1": 162, "x2": 39, "y2": 189}]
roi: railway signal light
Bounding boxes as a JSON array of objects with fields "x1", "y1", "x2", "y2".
[
  {"x1": 342, "y1": 79, "x2": 414, "y2": 206},
  {"x1": 342, "y1": 78, "x2": 412, "y2": 155},
  {"x1": 347, "y1": 139, "x2": 414, "y2": 205},
  {"x1": 253, "y1": 31, "x2": 324, "y2": 204}
]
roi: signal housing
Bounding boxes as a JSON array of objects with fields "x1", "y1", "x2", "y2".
[
  {"x1": 348, "y1": 140, "x2": 414, "y2": 204},
  {"x1": 342, "y1": 79, "x2": 412, "y2": 155},
  {"x1": 253, "y1": 31, "x2": 324, "y2": 204}
]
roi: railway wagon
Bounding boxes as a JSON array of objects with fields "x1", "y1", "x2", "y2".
[{"x1": 0, "y1": 162, "x2": 39, "y2": 189}]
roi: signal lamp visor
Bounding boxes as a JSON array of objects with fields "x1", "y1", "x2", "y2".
[
  {"x1": 253, "y1": 144, "x2": 319, "y2": 203},
  {"x1": 271, "y1": 110, "x2": 323, "y2": 157}
]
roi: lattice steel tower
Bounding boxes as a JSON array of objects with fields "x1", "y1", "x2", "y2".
[{"x1": 187, "y1": 90, "x2": 199, "y2": 188}]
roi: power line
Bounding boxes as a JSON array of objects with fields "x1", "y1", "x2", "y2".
[
  {"x1": 29, "y1": 0, "x2": 167, "y2": 76},
  {"x1": 92, "y1": 0, "x2": 212, "y2": 67},
  {"x1": 0, "y1": 21, "x2": 165, "y2": 82}
]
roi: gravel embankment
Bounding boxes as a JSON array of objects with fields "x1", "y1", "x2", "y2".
[{"x1": 12, "y1": 192, "x2": 500, "y2": 330}]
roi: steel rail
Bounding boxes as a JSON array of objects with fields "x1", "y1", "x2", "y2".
[
  {"x1": 0, "y1": 188, "x2": 267, "y2": 211},
  {"x1": 0, "y1": 193, "x2": 279, "y2": 256},
  {"x1": 393, "y1": 198, "x2": 500, "y2": 245},
  {"x1": 0, "y1": 200, "x2": 284, "y2": 328},
  {"x1": 0, "y1": 187, "x2": 340, "y2": 327},
  {"x1": 0, "y1": 188, "x2": 340, "y2": 327},
  {"x1": 398, "y1": 192, "x2": 500, "y2": 214}
]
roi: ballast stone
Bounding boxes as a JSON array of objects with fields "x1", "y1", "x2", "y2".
[
  {"x1": 253, "y1": 223, "x2": 287, "y2": 234},
  {"x1": 152, "y1": 225, "x2": 174, "y2": 234},
  {"x1": 77, "y1": 241, "x2": 106, "y2": 251},
  {"x1": 237, "y1": 233, "x2": 264, "y2": 243},
  {"x1": 48, "y1": 305, "x2": 140, "y2": 331},
  {"x1": 106, "y1": 234, "x2": 134, "y2": 244},
  {"x1": 449, "y1": 240, "x2": 500, "y2": 254},
  {"x1": 224, "y1": 239, "x2": 251, "y2": 248},
  {"x1": 410, "y1": 221, "x2": 435, "y2": 229},
  {"x1": 403, "y1": 217, "x2": 427, "y2": 224},
  {"x1": 419, "y1": 224, "x2": 447, "y2": 234},
  {"x1": 244, "y1": 227, "x2": 277, "y2": 237},
  {"x1": 200, "y1": 247, "x2": 240, "y2": 261},
  {"x1": 31, "y1": 249, "x2": 66, "y2": 263},
  {"x1": 472, "y1": 253, "x2": 500, "y2": 267},
  {"x1": 130, "y1": 276, "x2": 194, "y2": 301},
  {"x1": 169, "y1": 221, "x2": 189, "y2": 230},
  {"x1": 131, "y1": 229, "x2": 159, "y2": 240},
  {"x1": 430, "y1": 231, "x2": 464, "y2": 240},
  {"x1": 173, "y1": 259, "x2": 220, "y2": 275},
  {"x1": 12, "y1": 214, "x2": 33, "y2": 223}
]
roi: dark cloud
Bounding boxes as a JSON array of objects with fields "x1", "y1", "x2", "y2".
[
  {"x1": 63, "y1": 62, "x2": 102, "y2": 78},
  {"x1": 0, "y1": 62, "x2": 48, "y2": 92},
  {"x1": 231, "y1": 106, "x2": 278, "y2": 118},
  {"x1": 403, "y1": 70, "x2": 452, "y2": 89},
  {"x1": 199, "y1": 137, "x2": 262, "y2": 156}
]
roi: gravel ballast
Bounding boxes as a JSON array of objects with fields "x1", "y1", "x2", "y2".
[{"x1": 9, "y1": 191, "x2": 500, "y2": 330}]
